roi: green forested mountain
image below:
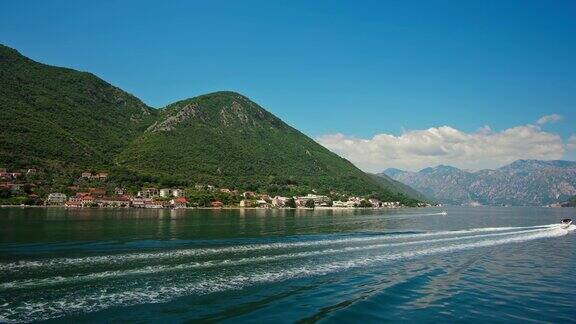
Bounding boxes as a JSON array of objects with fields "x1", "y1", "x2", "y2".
[
  {"x1": 0, "y1": 44, "x2": 157, "y2": 170},
  {"x1": 117, "y1": 92, "x2": 416, "y2": 200},
  {"x1": 1, "y1": 44, "x2": 420, "y2": 203}
]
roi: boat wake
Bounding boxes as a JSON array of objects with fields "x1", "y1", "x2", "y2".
[
  {"x1": 0, "y1": 223, "x2": 572, "y2": 322},
  {"x1": 0, "y1": 223, "x2": 556, "y2": 272}
]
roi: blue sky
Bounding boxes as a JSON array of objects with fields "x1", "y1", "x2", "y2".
[{"x1": 1, "y1": 0, "x2": 575, "y2": 170}]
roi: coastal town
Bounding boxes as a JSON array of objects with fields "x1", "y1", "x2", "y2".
[{"x1": 1, "y1": 169, "x2": 429, "y2": 209}]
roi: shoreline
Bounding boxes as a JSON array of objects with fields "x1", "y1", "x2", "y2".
[
  {"x1": 0, "y1": 205, "x2": 412, "y2": 210},
  {"x1": 1, "y1": 205, "x2": 571, "y2": 210}
]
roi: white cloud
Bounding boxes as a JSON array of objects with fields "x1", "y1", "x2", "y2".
[
  {"x1": 536, "y1": 114, "x2": 563, "y2": 125},
  {"x1": 568, "y1": 135, "x2": 576, "y2": 150},
  {"x1": 317, "y1": 125, "x2": 566, "y2": 172}
]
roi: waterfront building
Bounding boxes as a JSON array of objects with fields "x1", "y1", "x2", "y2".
[
  {"x1": 159, "y1": 188, "x2": 171, "y2": 198},
  {"x1": 46, "y1": 193, "x2": 67, "y2": 205}
]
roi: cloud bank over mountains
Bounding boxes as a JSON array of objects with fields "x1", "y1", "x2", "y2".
[{"x1": 318, "y1": 115, "x2": 574, "y2": 172}]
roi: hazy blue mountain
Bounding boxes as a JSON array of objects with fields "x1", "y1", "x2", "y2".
[
  {"x1": 368, "y1": 173, "x2": 429, "y2": 202},
  {"x1": 382, "y1": 160, "x2": 576, "y2": 206},
  {"x1": 381, "y1": 168, "x2": 407, "y2": 178}
]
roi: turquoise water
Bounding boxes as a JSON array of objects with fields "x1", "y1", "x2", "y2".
[{"x1": 0, "y1": 207, "x2": 575, "y2": 323}]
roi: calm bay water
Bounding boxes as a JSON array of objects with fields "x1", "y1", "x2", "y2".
[{"x1": 0, "y1": 206, "x2": 575, "y2": 323}]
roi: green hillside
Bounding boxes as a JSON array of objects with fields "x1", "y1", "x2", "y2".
[
  {"x1": 117, "y1": 92, "x2": 416, "y2": 202},
  {"x1": 0, "y1": 44, "x2": 157, "y2": 171},
  {"x1": 1, "y1": 44, "x2": 421, "y2": 204},
  {"x1": 369, "y1": 173, "x2": 430, "y2": 202}
]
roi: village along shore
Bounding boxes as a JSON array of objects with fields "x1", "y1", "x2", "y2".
[{"x1": 2, "y1": 170, "x2": 434, "y2": 210}]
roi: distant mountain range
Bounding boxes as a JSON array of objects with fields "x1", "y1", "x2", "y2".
[
  {"x1": 382, "y1": 160, "x2": 576, "y2": 206},
  {"x1": 0, "y1": 44, "x2": 419, "y2": 203}
]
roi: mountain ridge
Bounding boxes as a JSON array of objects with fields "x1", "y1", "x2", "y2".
[
  {"x1": 117, "y1": 91, "x2": 419, "y2": 200},
  {"x1": 0, "y1": 44, "x2": 421, "y2": 203},
  {"x1": 0, "y1": 44, "x2": 158, "y2": 170},
  {"x1": 383, "y1": 160, "x2": 576, "y2": 206}
]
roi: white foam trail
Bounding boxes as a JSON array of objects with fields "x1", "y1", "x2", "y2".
[
  {"x1": 0, "y1": 224, "x2": 555, "y2": 272},
  {"x1": 0, "y1": 225, "x2": 558, "y2": 290},
  {"x1": 385, "y1": 211, "x2": 449, "y2": 218},
  {"x1": 338, "y1": 211, "x2": 451, "y2": 222},
  {"x1": 0, "y1": 226, "x2": 568, "y2": 323}
]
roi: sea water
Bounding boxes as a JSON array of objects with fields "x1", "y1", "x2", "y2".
[{"x1": 0, "y1": 207, "x2": 575, "y2": 322}]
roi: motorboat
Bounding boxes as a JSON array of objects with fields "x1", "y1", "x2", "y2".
[
  {"x1": 560, "y1": 218, "x2": 572, "y2": 229},
  {"x1": 439, "y1": 211, "x2": 448, "y2": 215}
]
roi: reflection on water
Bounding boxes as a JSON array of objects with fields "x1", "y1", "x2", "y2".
[
  {"x1": 0, "y1": 207, "x2": 575, "y2": 322},
  {"x1": 2, "y1": 207, "x2": 434, "y2": 244}
]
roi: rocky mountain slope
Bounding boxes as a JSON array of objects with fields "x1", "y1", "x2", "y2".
[{"x1": 382, "y1": 160, "x2": 576, "y2": 206}]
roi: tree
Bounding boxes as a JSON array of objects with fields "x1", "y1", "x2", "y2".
[
  {"x1": 285, "y1": 197, "x2": 297, "y2": 208},
  {"x1": 187, "y1": 191, "x2": 213, "y2": 207},
  {"x1": 25, "y1": 196, "x2": 43, "y2": 206},
  {"x1": 0, "y1": 187, "x2": 11, "y2": 198},
  {"x1": 359, "y1": 199, "x2": 372, "y2": 208},
  {"x1": 305, "y1": 199, "x2": 315, "y2": 208}
]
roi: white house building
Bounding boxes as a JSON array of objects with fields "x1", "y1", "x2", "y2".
[
  {"x1": 159, "y1": 188, "x2": 171, "y2": 198},
  {"x1": 47, "y1": 193, "x2": 67, "y2": 205},
  {"x1": 272, "y1": 196, "x2": 289, "y2": 207}
]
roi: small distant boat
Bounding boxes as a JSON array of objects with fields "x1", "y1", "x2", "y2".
[
  {"x1": 439, "y1": 211, "x2": 448, "y2": 215},
  {"x1": 560, "y1": 218, "x2": 572, "y2": 228}
]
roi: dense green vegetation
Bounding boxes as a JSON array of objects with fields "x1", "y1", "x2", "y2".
[
  {"x1": 0, "y1": 44, "x2": 422, "y2": 205},
  {"x1": 285, "y1": 198, "x2": 297, "y2": 208},
  {"x1": 305, "y1": 199, "x2": 315, "y2": 208},
  {"x1": 0, "y1": 44, "x2": 157, "y2": 171},
  {"x1": 358, "y1": 199, "x2": 373, "y2": 208},
  {"x1": 117, "y1": 92, "x2": 419, "y2": 204}
]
